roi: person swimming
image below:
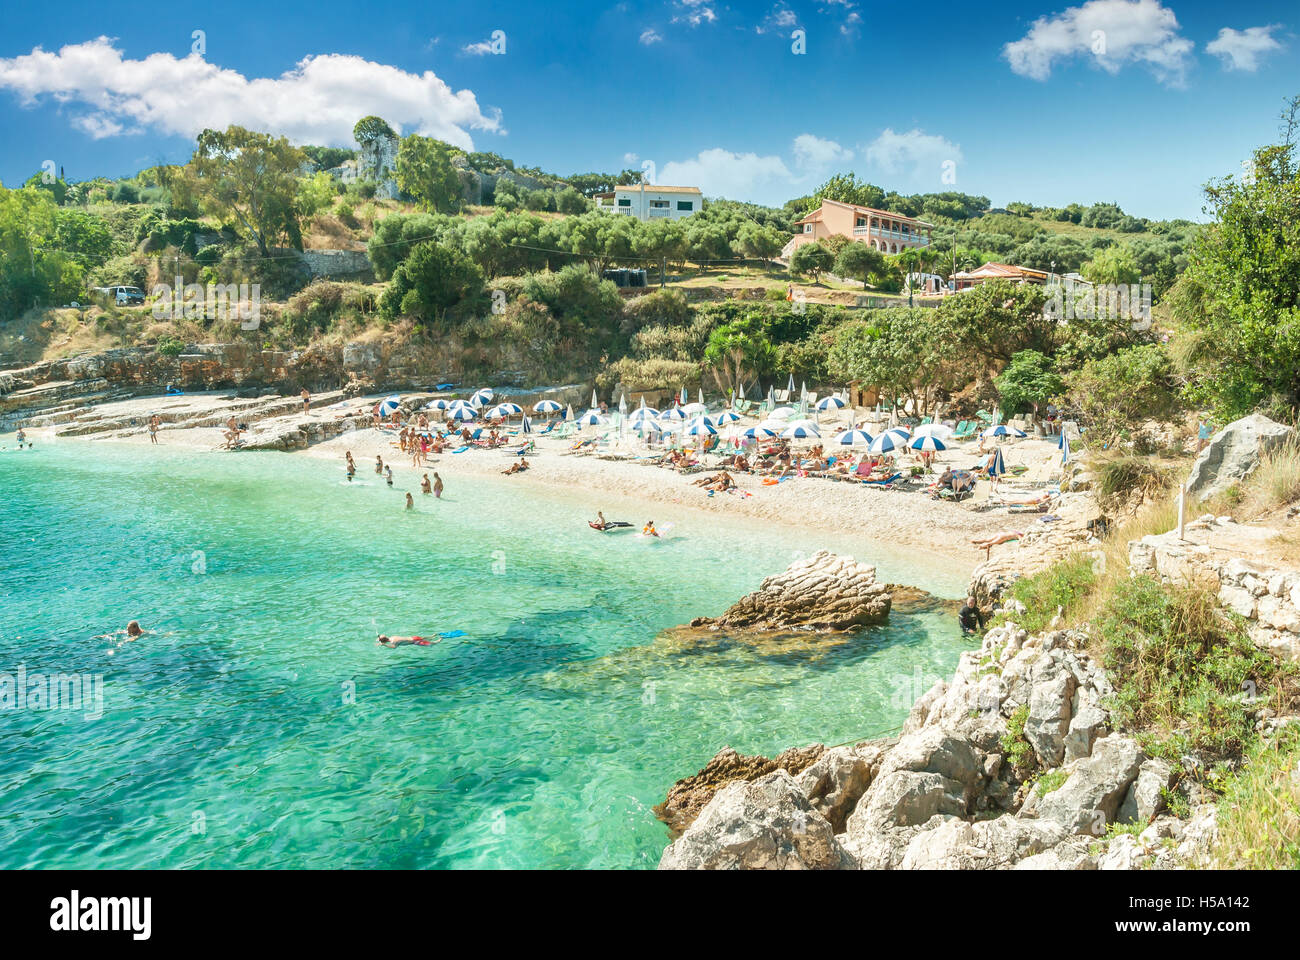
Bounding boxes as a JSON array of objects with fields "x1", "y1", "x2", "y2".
[
  {"x1": 95, "y1": 620, "x2": 146, "y2": 643},
  {"x1": 376, "y1": 633, "x2": 433, "y2": 648},
  {"x1": 15, "y1": 428, "x2": 27, "y2": 448},
  {"x1": 642, "y1": 521, "x2": 659, "y2": 537}
]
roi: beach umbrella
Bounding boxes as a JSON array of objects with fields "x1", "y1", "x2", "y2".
[
  {"x1": 533, "y1": 399, "x2": 562, "y2": 414},
  {"x1": 782, "y1": 422, "x2": 821, "y2": 439},
  {"x1": 629, "y1": 406, "x2": 660, "y2": 424},
  {"x1": 575, "y1": 410, "x2": 607, "y2": 427},
  {"x1": 521, "y1": 416, "x2": 532, "y2": 434},
  {"x1": 685, "y1": 416, "x2": 718, "y2": 437},
  {"x1": 988, "y1": 447, "x2": 1007, "y2": 479},
  {"x1": 768, "y1": 406, "x2": 796, "y2": 420},
  {"x1": 743, "y1": 425, "x2": 780, "y2": 439},
  {"x1": 470, "y1": 388, "x2": 494, "y2": 408},
  {"x1": 910, "y1": 434, "x2": 948, "y2": 452},
  {"x1": 682, "y1": 402, "x2": 707, "y2": 415},
  {"x1": 659, "y1": 407, "x2": 687, "y2": 421},
  {"x1": 714, "y1": 410, "x2": 741, "y2": 425},
  {"x1": 816, "y1": 396, "x2": 847, "y2": 412},
  {"x1": 786, "y1": 373, "x2": 796, "y2": 394},
  {"x1": 913, "y1": 422, "x2": 953, "y2": 440},
  {"x1": 883, "y1": 427, "x2": 911, "y2": 444},
  {"x1": 655, "y1": 418, "x2": 683, "y2": 432},
  {"x1": 449, "y1": 405, "x2": 477, "y2": 421},
  {"x1": 983, "y1": 424, "x2": 1027, "y2": 439},
  {"x1": 868, "y1": 432, "x2": 905, "y2": 454},
  {"x1": 679, "y1": 386, "x2": 689, "y2": 405},
  {"x1": 487, "y1": 402, "x2": 522, "y2": 419},
  {"x1": 1060, "y1": 431, "x2": 1071, "y2": 465},
  {"x1": 698, "y1": 387, "x2": 705, "y2": 406},
  {"x1": 424, "y1": 398, "x2": 452, "y2": 411},
  {"x1": 377, "y1": 395, "x2": 401, "y2": 417},
  {"x1": 565, "y1": 403, "x2": 575, "y2": 421},
  {"x1": 447, "y1": 398, "x2": 475, "y2": 414},
  {"x1": 836, "y1": 429, "x2": 875, "y2": 446}
]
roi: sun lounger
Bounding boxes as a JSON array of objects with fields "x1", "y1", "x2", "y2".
[{"x1": 857, "y1": 471, "x2": 903, "y2": 487}]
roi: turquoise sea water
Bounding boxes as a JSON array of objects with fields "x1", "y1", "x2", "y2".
[{"x1": 0, "y1": 438, "x2": 973, "y2": 868}]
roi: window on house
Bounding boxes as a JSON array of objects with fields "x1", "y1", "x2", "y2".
[
  {"x1": 617, "y1": 198, "x2": 631, "y2": 207},
  {"x1": 804, "y1": 224, "x2": 812, "y2": 233},
  {"x1": 650, "y1": 200, "x2": 669, "y2": 208},
  {"x1": 677, "y1": 201, "x2": 693, "y2": 211}
]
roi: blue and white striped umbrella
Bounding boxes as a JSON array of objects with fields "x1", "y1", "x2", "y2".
[
  {"x1": 575, "y1": 410, "x2": 607, "y2": 427},
  {"x1": 659, "y1": 407, "x2": 688, "y2": 421},
  {"x1": 983, "y1": 424, "x2": 1027, "y2": 439},
  {"x1": 743, "y1": 425, "x2": 780, "y2": 439},
  {"x1": 521, "y1": 416, "x2": 532, "y2": 434},
  {"x1": 883, "y1": 427, "x2": 911, "y2": 444},
  {"x1": 377, "y1": 395, "x2": 401, "y2": 417},
  {"x1": 630, "y1": 405, "x2": 661, "y2": 423},
  {"x1": 988, "y1": 447, "x2": 1007, "y2": 478},
  {"x1": 816, "y1": 396, "x2": 847, "y2": 412},
  {"x1": 1060, "y1": 431, "x2": 1071, "y2": 465},
  {"x1": 910, "y1": 434, "x2": 948, "y2": 452},
  {"x1": 447, "y1": 399, "x2": 476, "y2": 416},
  {"x1": 684, "y1": 416, "x2": 718, "y2": 436},
  {"x1": 836, "y1": 429, "x2": 875, "y2": 446},
  {"x1": 487, "y1": 402, "x2": 522, "y2": 418},
  {"x1": 713, "y1": 410, "x2": 742, "y2": 425},
  {"x1": 424, "y1": 397, "x2": 452, "y2": 411},
  {"x1": 449, "y1": 406, "x2": 477, "y2": 421},
  {"x1": 533, "y1": 399, "x2": 563, "y2": 414},
  {"x1": 868, "y1": 432, "x2": 905, "y2": 454},
  {"x1": 782, "y1": 422, "x2": 821, "y2": 439},
  {"x1": 470, "y1": 388, "x2": 494, "y2": 408}
]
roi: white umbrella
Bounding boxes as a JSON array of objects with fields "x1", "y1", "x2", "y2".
[
  {"x1": 768, "y1": 406, "x2": 796, "y2": 420},
  {"x1": 836, "y1": 429, "x2": 874, "y2": 446},
  {"x1": 424, "y1": 398, "x2": 452, "y2": 411},
  {"x1": 377, "y1": 395, "x2": 401, "y2": 417},
  {"x1": 591, "y1": 389, "x2": 599, "y2": 409},
  {"x1": 629, "y1": 406, "x2": 660, "y2": 424},
  {"x1": 714, "y1": 410, "x2": 742, "y2": 425},
  {"x1": 470, "y1": 388, "x2": 494, "y2": 408},
  {"x1": 743, "y1": 425, "x2": 780, "y2": 439},
  {"x1": 682, "y1": 402, "x2": 707, "y2": 415},
  {"x1": 575, "y1": 410, "x2": 607, "y2": 427},
  {"x1": 487, "y1": 402, "x2": 522, "y2": 419},
  {"x1": 533, "y1": 399, "x2": 562, "y2": 414},
  {"x1": 659, "y1": 407, "x2": 688, "y2": 421},
  {"x1": 655, "y1": 419, "x2": 684, "y2": 432},
  {"x1": 913, "y1": 422, "x2": 953, "y2": 440},
  {"x1": 565, "y1": 403, "x2": 575, "y2": 421},
  {"x1": 816, "y1": 396, "x2": 847, "y2": 412},
  {"x1": 521, "y1": 416, "x2": 532, "y2": 434}
]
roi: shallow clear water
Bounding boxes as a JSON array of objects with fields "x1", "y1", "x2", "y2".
[{"x1": 0, "y1": 438, "x2": 972, "y2": 868}]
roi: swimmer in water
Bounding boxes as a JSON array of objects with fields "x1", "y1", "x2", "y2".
[
  {"x1": 642, "y1": 520, "x2": 659, "y2": 537},
  {"x1": 405, "y1": 492, "x2": 414, "y2": 510},
  {"x1": 345, "y1": 451, "x2": 356, "y2": 481},
  {"x1": 95, "y1": 620, "x2": 146, "y2": 643},
  {"x1": 385, "y1": 465, "x2": 394, "y2": 487},
  {"x1": 376, "y1": 633, "x2": 433, "y2": 648},
  {"x1": 421, "y1": 473, "x2": 432, "y2": 495},
  {"x1": 16, "y1": 428, "x2": 27, "y2": 448},
  {"x1": 432, "y1": 472, "x2": 444, "y2": 498}
]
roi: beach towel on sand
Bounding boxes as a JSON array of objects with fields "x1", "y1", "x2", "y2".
[{"x1": 452, "y1": 445, "x2": 470, "y2": 454}]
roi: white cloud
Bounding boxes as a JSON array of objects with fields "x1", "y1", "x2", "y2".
[
  {"x1": 659, "y1": 148, "x2": 792, "y2": 198},
  {"x1": 863, "y1": 128, "x2": 961, "y2": 184},
  {"x1": 624, "y1": 152, "x2": 640, "y2": 164},
  {"x1": 791, "y1": 133, "x2": 853, "y2": 175},
  {"x1": 0, "y1": 37, "x2": 502, "y2": 148},
  {"x1": 640, "y1": 28, "x2": 664, "y2": 45},
  {"x1": 673, "y1": 1, "x2": 717, "y2": 27},
  {"x1": 756, "y1": 5, "x2": 799, "y2": 34},
  {"x1": 1206, "y1": 25, "x2": 1284, "y2": 72},
  {"x1": 1003, "y1": 0, "x2": 1194, "y2": 87}
]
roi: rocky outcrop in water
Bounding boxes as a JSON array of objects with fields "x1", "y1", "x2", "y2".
[
  {"x1": 689, "y1": 551, "x2": 891, "y2": 632},
  {"x1": 654, "y1": 744, "x2": 824, "y2": 837},
  {"x1": 658, "y1": 622, "x2": 1226, "y2": 871}
]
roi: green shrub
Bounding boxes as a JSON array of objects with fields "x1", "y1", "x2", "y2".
[
  {"x1": 1000, "y1": 704, "x2": 1035, "y2": 776},
  {"x1": 1001, "y1": 554, "x2": 1097, "y2": 632},
  {"x1": 1096, "y1": 455, "x2": 1171, "y2": 507},
  {"x1": 157, "y1": 337, "x2": 184, "y2": 357},
  {"x1": 1098, "y1": 575, "x2": 1300, "y2": 763}
]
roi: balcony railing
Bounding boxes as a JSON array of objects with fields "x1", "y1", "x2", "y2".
[{"x1": 851, "y1": 226, "x2": 930, "y2": 245}]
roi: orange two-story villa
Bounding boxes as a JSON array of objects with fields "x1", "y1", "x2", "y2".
[{"x1": 783, "y1": 198, "x2": 934, "y2": 258}]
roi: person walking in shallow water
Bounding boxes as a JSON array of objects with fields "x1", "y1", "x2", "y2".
[
  {"x1": 421, "y1": 473, "x2": 432, "y2": 495},
  {"x1": 432, "y1": 472, "x2": 444, "y2": 498},
  {"x1": 405, "y1": 492, "x2": 414, "y2": 510}
]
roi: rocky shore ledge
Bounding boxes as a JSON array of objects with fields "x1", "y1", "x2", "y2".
[{"x1": 689, "y1": 551, "x2": 892, "y2": 632}]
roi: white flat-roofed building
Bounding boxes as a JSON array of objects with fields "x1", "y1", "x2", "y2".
[{"x1": 594, "y1": 184, "x2": 703, "y2": 220}]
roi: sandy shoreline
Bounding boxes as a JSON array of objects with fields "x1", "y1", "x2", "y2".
[{"x1": 6, "y1": 389, "x2": 1091, "y2": 581}]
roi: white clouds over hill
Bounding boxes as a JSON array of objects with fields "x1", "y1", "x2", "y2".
[{"x1": 0, "y1": 38, "x2": 502, "y2": 148}]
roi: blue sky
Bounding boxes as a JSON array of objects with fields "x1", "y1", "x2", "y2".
[{"x1": 0, "y1": 0, "x2": 1296, "y2": 219}]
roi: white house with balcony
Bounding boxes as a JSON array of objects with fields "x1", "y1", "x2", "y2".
[{"x1": 594, "y1": 184, "x2": 703, "y2": 220}]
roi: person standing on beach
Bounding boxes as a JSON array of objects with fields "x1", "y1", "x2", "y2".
[
  {"x1": 301, "y1": 388, "x2": 311, "y2": 414},
  {"x1": 149, "y1": 415, "x2": 160, "y2": 445},
  {"x1": 432, "y1": 472, "x2": 444, "y2": 498}
]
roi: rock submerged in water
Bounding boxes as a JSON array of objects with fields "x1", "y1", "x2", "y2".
[{"x1": 690, "y1": 550, "x2": 891, "y2": 632}]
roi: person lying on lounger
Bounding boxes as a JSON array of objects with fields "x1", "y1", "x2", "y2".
[{"x1": 971, "y1": 530, "x2": 1023, "y2": 560}]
